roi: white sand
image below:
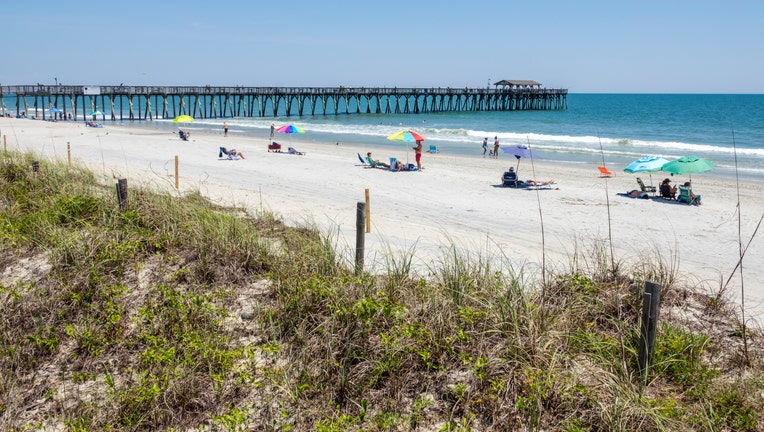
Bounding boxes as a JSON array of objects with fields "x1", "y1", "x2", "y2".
[{"x1": 4, "y1": 117, "x2": 764, "y2": 322}]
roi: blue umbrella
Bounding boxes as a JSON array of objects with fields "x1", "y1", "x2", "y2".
[{"x1": 624, "y1": 155, "x2": 670, "y2": 186}]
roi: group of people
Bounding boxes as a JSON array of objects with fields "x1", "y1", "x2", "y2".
[
  {"x1": 660, "y1": 178, "x2": 702, "y2": 204},
  {"x1": 366, "y1": 151, "x2": 419, "y2": 171},
  {"x1": 364, "y1": 139, "x2": 423, "y2": 171},
  {"x1": 482, "y1": 136, "x2": 500, "y2": 158}
]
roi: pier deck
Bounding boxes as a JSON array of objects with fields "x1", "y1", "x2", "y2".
[{"x1": 0, "y1": 84, "x2": 567, "y2": 122}]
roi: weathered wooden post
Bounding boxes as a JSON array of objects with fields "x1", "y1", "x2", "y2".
[
  {"x1": 365, "y1": 188, "x2": 371, "y2": 233},
  {"x1": 638, "y1": 281, "x2": 662, "y2": 382},
  {"x1": 67, "y1": 141, "x2": 71, "y2": 166},
  {"x1": 174, "y1": 155, "x2": 179, "y2": 189},
  {"x1": 116, "y1": 178, "x2": 128, "y2": 211},
  {"x1": 3, "y1": 134, "x2": 6, "y2": 152},
  {"x1": 355, "y1": 201, "x2": 366, "y2": 275}
]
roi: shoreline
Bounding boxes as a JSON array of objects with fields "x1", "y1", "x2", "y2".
[{"x1": 3, "y1": 117, "x2": 764, "y2": 322}]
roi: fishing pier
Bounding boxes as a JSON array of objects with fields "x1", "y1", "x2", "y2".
[{"x1": 0, "y1": 80, "x2": 567, "y2": 122}]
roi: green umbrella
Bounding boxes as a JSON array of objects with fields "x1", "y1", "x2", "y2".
[{"x1": 661, "y1": 156, "x2": 714, "y2": 175}]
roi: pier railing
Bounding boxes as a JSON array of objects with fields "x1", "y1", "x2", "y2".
[{"x1": 0, "y1": 85, "x2": 568, "y2": 121}]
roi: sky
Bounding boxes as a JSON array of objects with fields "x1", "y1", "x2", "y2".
[{"x1": 2, "y1": 0, "x2": 763, "y2": 93}]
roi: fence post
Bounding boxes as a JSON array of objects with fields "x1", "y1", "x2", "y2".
[
  {"x1": 365, "y1": 188, "x2": 371, "y2": 233},
  {"x1": 174, "y1": 155, "x2": 179, "y2": 189},
  {"x1": 638, "y1": 280, "x2": 662, "y2": 383},
  {"x1": 355, "y1": 201, "x2": 366, "y2": 275},
  {"x1": 67, "y1": 141, "x2": 71, "y2": 166},
  {"x1": 116, "y1": 178, "x2": 128, "y2": 211}
]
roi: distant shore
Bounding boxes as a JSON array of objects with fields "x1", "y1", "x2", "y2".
[{"x1": 3, "y1": 116, "x2": 763, "y2": 322}]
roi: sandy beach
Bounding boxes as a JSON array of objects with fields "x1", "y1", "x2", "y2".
[{"x1": 3, "y1": 117, "x2": 764, "y2": 322}]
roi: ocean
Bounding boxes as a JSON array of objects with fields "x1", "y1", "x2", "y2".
[{"x1": 25, "y1": 93, "x2": 764, "y2": 180}]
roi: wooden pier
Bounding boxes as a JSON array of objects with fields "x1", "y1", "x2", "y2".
[{"x1": 0, "y1": 81, "x2": 567, "y2": 122}]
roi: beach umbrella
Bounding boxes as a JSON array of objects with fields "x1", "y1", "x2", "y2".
[
  {"x1": 623, "y1": 155, "x2": 670, "y2": 185},
  {"x1": 276, "y1": 124, "x2": 305, "y2": 134},
  {"x1": 387, "y1": 130, "x2": 426, "y2": 166},
  {"x1": 387, "y1": 129, "x2": 425, "y2": 142},
  {"x1": 49, "y1": 107, "x2": 62, "y2": 113},
  {"x1": 502, "y1": 145, "x2": 537, "y2": 171},
  {"x1": 276, "y1": 124, "x2": 305, "y2": 147},
  {"x1": 661, "y1": 155, "x2": 714, "y2": 181},
  {"x1": 173, "y1": 115, "x2": 195, "y2": 123}
]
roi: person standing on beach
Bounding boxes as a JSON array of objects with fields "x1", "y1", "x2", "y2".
[
  {"x1": 223, "y1": 122, "x2": 229, "y2": 137},
  {"x1": 482, "y1": 137, "x2": 488, "y2": 157},
  {"x1": 270, "y1": 123, "x2": 275, "y2": 139},
  {"x1": 413, "y1": 140, "x2": 423, "y2": 171},
  {"x1": 493, "y1": 136, "x2": 500, "y2": 159}
]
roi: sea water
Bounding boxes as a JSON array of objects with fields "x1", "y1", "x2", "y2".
[{"x1": 116, "y1": 93, "x2": 764, "y2": 180}]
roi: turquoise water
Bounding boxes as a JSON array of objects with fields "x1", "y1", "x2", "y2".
[{"x1": 97, "y1": 93, "x2": 764, "y2": 180}]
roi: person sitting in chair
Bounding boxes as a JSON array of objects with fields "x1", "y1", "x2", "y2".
[
  {"x1": 219, "y1": 147, "x2": 245, "y2": 159},
  {"x1": 502, "y1": 166, "x2": 520, "y2": 187},
  {"x1": 179, "y1": 129, "x2": 190, "y2": 141},
  {"x1": 659, "y1": 178, "x2": 676, "y2": 199},
  {"x1": 366, "y1": 152, "x2": 390, "y2": 168},
  {"x1": 678, "y1": 181, "x2": 701, "y2": 205}
]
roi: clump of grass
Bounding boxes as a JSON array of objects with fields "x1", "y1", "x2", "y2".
[{"x1": 0, "y1": 151, "x2": 762, "y2": 431}]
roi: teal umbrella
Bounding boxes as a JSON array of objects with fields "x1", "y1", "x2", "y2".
[
  {"x1": 661, "y1": 156, "x2": 714, "y2": 175},
  {"x1": 624, "y1": 155, "x2": 670, "y2": 186}
]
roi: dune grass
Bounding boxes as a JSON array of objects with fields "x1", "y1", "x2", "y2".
[{"x1": 0, "y1": 151, "x2": 761, "y2": 431}]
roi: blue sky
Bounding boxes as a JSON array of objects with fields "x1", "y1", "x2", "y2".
[{"x1": 3, "y1": 0, "x2": 763, "y2": 93}]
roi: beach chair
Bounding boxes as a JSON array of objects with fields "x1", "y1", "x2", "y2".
[
  {"x1": 677, "y1": 186, "x2": 701, "y2": 205},
  {"x1": 597, "y1": 166, "x2": 615, "y2": 177},
  {"x1": 268, "y1": 142, "x2": 281, "y2": 152},
  {"x1": 502, "y1": 171, "x2": 521, "y2": 188},
  {"x1": 636, "y1": 177, "x2": 656, "y2": 194},
  {"x1": 218, "y1": 147, "x2": 240, "y2": 160},
  {"x1": 179, "y1": 130, "x2": 189, "y2": 141},
  {"x1": 357, "y1": 153, "x2": 368, "y2": 166},
  {"x1": 428, "y1": 144, "x2": 438, "y2": 153}
]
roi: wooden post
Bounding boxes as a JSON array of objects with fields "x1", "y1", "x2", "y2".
[
  {"x1": 174, "y1": 155, "x2": 179, "y2": 189},
  {"x1": 3, "y1": 134, "x2": 6, "y2": 152},
  {"x1": 355, "y1": 202, "x2": 365, "y2": 275},
  {"x1": 638, "y1": 281, "x2": 662, "y2": 382},
  {"x1": 365, "y1": 188, "x2": 370, "y2": 233},
  {"x1": 67, "y1": 141, "x2": 71, "y2": 166},
  {"x1": 116, "y1": 178, "x2": 128, "y2": 211}
]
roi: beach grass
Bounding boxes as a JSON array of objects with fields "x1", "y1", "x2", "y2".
[{"x1": 0, "y1": 151, "x2": 762, "y2": 431}]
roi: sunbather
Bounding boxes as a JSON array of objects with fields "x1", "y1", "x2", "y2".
[
  {"x1": 219, "y1": 147, "x2": 245, "y2": 159},
  {"x1": 179, "y1": 129, "x2": 190, "y2": 140},
  {"x1": 525, "y1": 179, "x2": 555, "y2": 186},
  {"x1": 366, "y1": 152, "x2": 390, "y2": 168},
  {"x1": 288, "y1": 147, "x2": 305, "y2": 155}
]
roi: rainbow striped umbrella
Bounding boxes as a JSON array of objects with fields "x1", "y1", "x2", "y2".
[
  {"x1": 276, "y1": 124, "x2": 305, "y2": 134},
  {"x1": 387, "y1": 129, "x2": 425, "y2": 142}
]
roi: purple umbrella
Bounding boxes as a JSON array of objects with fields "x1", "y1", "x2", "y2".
[{"x1": 502, "y1": 145, "x2": 537, "y2": 170}]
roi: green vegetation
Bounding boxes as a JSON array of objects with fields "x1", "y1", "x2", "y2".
[{"x1": 0, "y1": 151, "x2": 761, "y2": 431}]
